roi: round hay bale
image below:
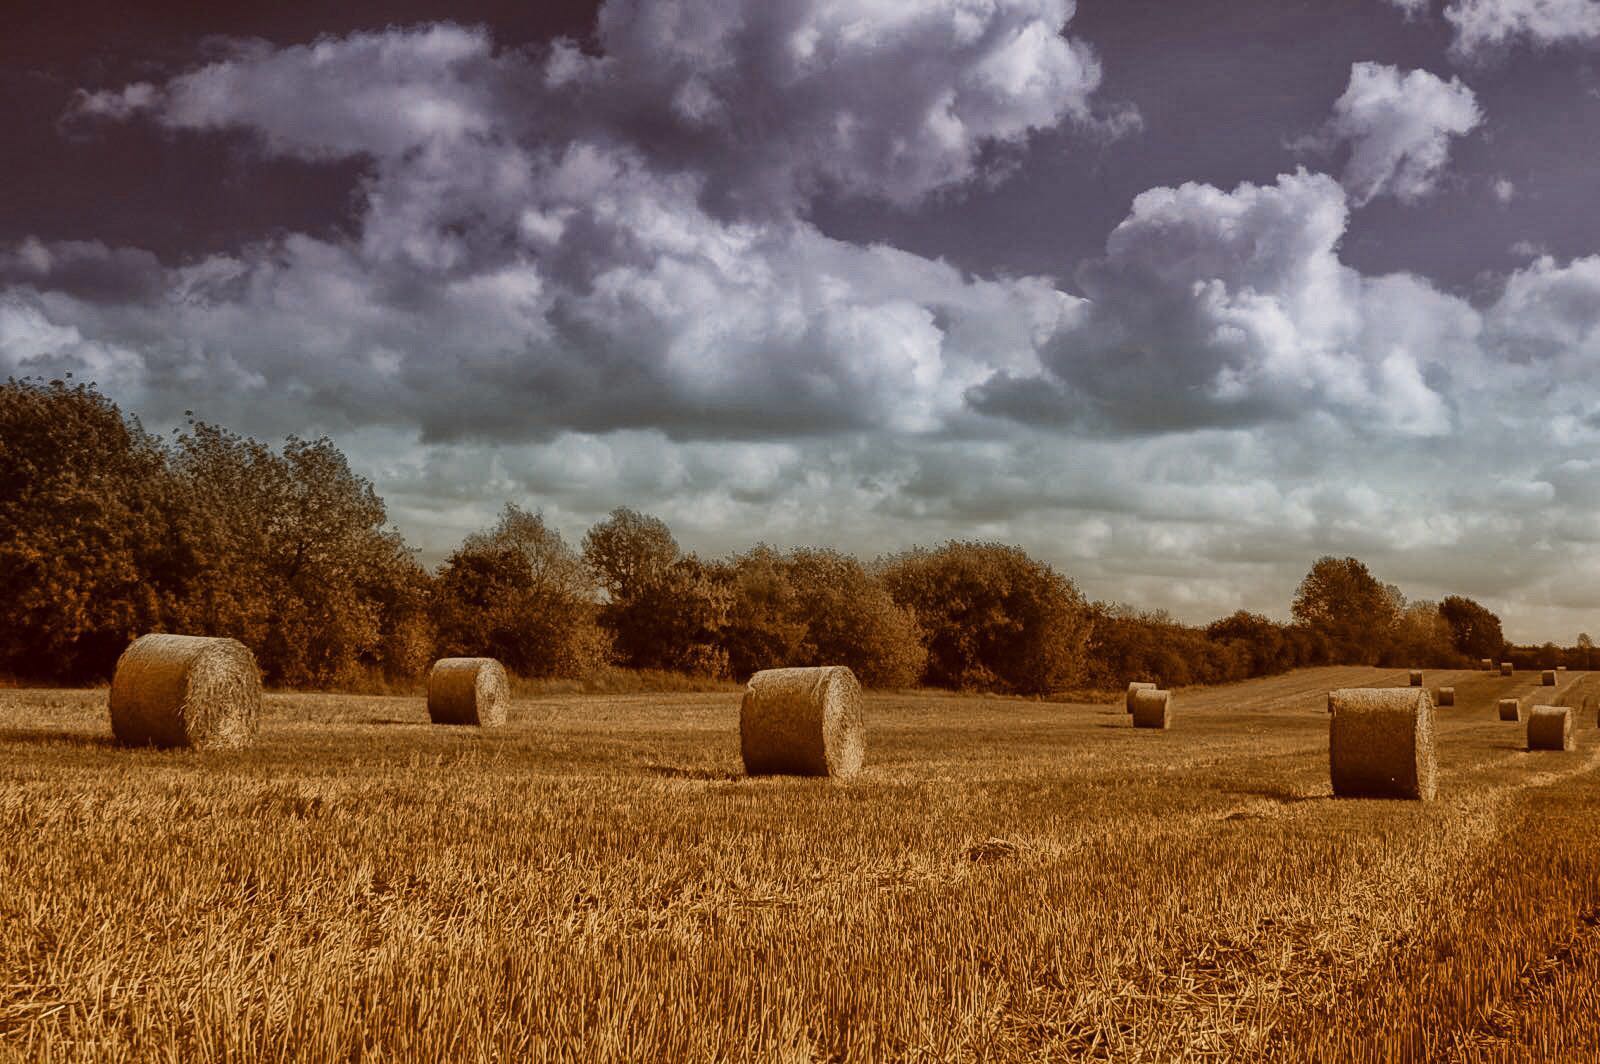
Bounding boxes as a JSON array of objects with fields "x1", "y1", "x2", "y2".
[
  {"x1": 740, "y1": 666, "x2": 865, "y2": 779},
  {"x1": 1480, "y1": 658, "x2": 1494, "y2": 671},
  {"x1": 1409, "y1": 670, "x2": 1423, "y2": 687},
  {"x1": 108, "y1": 634, "x2": 261, "y2": 750},
  {"x1": 1500, "y1": 662, "x2": 1514, "y2": 677},
  {"x1": 1130, "y1": 688, "x2": 1171, "y2": 730},
  {"x1": 1498, "y1": 698, "x2": 1522, "y2": 722},
  {"x1": 1328, "y1": 688, "x2": 1437, "y2": 801},
  {"x1": 1527, "y1": 705, "x2": 1573, "y2": 751},
  {"x1": 427, "y1": 658, "x2": 510, "y2": 726},
  {"x1": 1542, "y1": 669, "x2": 1557, "y2": 686},
  {"x1": 1437, "y1": 687, "x2": 1455, "y2": 707},
  {"x1": 1126, "y1": 681, "x2": 1157, "y2": 715},
  {"x1": 1558, "y1": 665, "x2": 1569, "y2": 671}
]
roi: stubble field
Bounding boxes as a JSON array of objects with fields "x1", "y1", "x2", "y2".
[{"x1": 2, "y1": 666, "x2": 1599, "y2": 1062}]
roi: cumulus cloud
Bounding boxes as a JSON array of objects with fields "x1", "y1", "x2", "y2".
[
  {"x1": 1382, "y1": 0, "x2": 1433, "y2": 18},
  {"x1": 972, "y1": 168, "x2": 1468, "y2": 436},
  {"x1": 1318, "y1": 62, "x2": 1481, "y2": 206},
  {"x1": 1443, "y1": 0, "x2": 1600, "y2": 57}
]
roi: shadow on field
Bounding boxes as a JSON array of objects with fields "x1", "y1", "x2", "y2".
[
  {"x1": 357, "y1": 719, "x2": 429, "y2": 727},
  {"x1": 1223, "y1": 784, "x2": 1328, "y2": 806},
  {"x1": 0, "y1": 727, "x2": 113, "y2": 749},
  {"x1": 641, "y1": 763, "x2": 741, "y2": 782}
]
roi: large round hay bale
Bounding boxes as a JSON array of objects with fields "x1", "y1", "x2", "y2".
[
  {"x1": 1480, "y1": 658, "x2": 1493, "y2": 671},
  {"x1": 1408, "y1": 670, "x2": 1423, "y2": 687},
  {"x1": 1527, "y1": 705, "x2": 1573, "y2": 751},
  {"x1": 427, "y1": 658, "x2": 510, "y2": 726},
  {"x1": 108, "y1": 634, "x2": 261, "y2": 750},
  {"x1": 1126, "y1": 681, "x2": 1157, "y2": 715},
  {"x1": 740, "y1": 666, "x2": 865, "y2": 779},
  {"x1": 1130, "y1": 688, "x2": 1171, "y2": 729},
  {"x1": 1500, "y1": 662, "x2": 1513, "y2": 677},
  {"x1": 1541, "y1": 669, "x2": 1556, "y2": 686},
  {"x1": 1328, "y1": 688, "x2": 1437, "y2": 801},
  {"x1": 1498, "y1": 698, "x2": 1522, "y2": 722},
  {"x1": 1437, "y1": 687, "x2": 1455, "y2": 707}
]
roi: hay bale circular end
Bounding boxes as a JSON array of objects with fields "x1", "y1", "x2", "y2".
[
  {"x1": 741, "y1": 666, "x2": 865, "y2": 779},
  {"x1": 1437, "y1": 687, "x2": 1455, "y2": 707},
  {"x1": 1500, "y1": 662, "x2": 1514, "y2": 677},
  {"x1": 1498, "y1": 698, "x2": 1522, "y2": 722},
  {"x1": 1328, "y1": 688, "x2": 1437, "y2": 801},
  {"x1": 1408, "y1": 670, "x2": 1423, "y2": 687},
  {"x1": 1125, "y1": 681, "x2": 1157, "y2": 715},
  {"x1": 109, "y1": 634, "x2": 261, "y2": 750},
  {"x1": 427, "y1": 658, "x2": 510, "y2": 726},
  {"x1": 1527, "y1": 705, "x2": 1573, "y2": 751},
  {"x1": 1130, "y1": 688, "x2": 1171, "y2": 730},
  {"x1": 1542, "y1": 669, "x2": 1557, "y2": 686}
]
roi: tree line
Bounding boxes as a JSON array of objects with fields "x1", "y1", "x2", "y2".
[{"x1": 2, "y1": 378, "x2": 1569, "y2": 692}]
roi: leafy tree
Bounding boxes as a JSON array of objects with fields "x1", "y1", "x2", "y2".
[
  {"x1": 1438, "y1": 595, "x2": 1505, "y2": 662},
  {"x1": 582, "y1": 508, "x2": 679, "y2": 602},
  {"x1": 782, "y1": 548, "x2": 925, "y2": 688},
  {"x1": 1383, "y1": 600, "x2": 1460, "y2": 668},
  {"x1": 880, "y1": 542, "x2": 1090, "y2": 694},
  {"x1": 435, "y1": 504, "x2": 607, "y2": 678},
  {"x1": 722, "y1": 546, "x2": 807, "y2": 679},
  {"x1": 1291, "y1": 556, "x2": 1400, "y2": 665},
  {"x1": 607, "y1": 554, "x2": 731, "y2": 677},
  {"x1": 0, "y1": 377, "x2": 172, "y2": 679},
  {"x1": 166, "y1": 425, "x2": 427, "y2": 686}
]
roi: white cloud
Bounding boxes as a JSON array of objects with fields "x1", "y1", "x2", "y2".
[
  {"x1": 1443, "y1": 0, "x2": 1600, "y2": 57},
  {"x1": 1493, "y1": 177, "x2": 1517, "y2": 202},
  {"x1": 1322, "y1": 62, "x2": 1481, "y2": 206}
]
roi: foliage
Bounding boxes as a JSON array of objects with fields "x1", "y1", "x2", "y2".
[
  {"x1": 434, "y1": 504, "x2": 608, "y2": 678},
  {"x1": 1291, "y1": 556, "x2": 1402, "y2": 665},
  {"x1": 1437, "y1": 595, "x2": 1505, "y2": 662},
  {"x1": 879, "y1": 541, "x2": 1090, "y2": 694}
]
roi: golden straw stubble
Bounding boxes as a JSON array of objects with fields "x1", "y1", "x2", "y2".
[{"x1": 108, "y1": 633, "x2": 261, "y2": 749}]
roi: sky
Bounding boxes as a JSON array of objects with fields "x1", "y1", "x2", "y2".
[{"x1": 4, "y1": 0, "x2": 1600, "y2": 642}]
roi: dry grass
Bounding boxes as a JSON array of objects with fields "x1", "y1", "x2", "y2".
[{"x1": 1, "y1": 666, "x2": 1598, "y2": 1062}]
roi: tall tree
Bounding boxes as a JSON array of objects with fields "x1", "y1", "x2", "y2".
[
  {"x1": 435, "y1": 504, "x2": 608, "y2": 678},
  {"x1": 1438, "y1": 595, "x2": 1505, "y2": 662},
  {"x1": 0, "y1": 377, "x2": 172, "y2": 679},
  {"x1": 582, "y1": 508, "x2": 679, "y2": 602},
  {"x1": 1291, "y1": 556, "x2": 1401, "y2": 665}
]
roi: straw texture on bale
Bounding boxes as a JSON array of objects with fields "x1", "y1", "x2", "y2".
[
  {"x1": 1437, "y1": 687, "x2": 1455, "y2": 707},
  {"x1": 1409, "y1": 670, "x2": 1423, "y2": 687},
  {"x1": 1328, "y1": 688, "x2": 1437, "y2": 801},
  {"x1": 1481, "y1": 658, "x2": 1494, "y2": 671},
  {"x1": 1498, "y1": 698, "x2": 1522, "y2": 722},
  {"x1": 108, "y1": 634, "x2": 261, "y2": 750},
  {"x1": 1527, "y1": 705, "x2": 1573, "y2": 751},
  {"x1": 426, "y1": 658, "x2": 510, "y2": 726},
  {"x1": 1130, "y1": 688, "x2": 1171, "y2": 730},
  {"x1": 740, "y1": 666, "x2": 865, "y2": 779},
  {"x1": 1501, "y1": 662, "x2": 1514, "y2": 677},
  {"x1": 1542, "y1": 669, "x2": 1557, "y2": 686},
  {"x1": 1126, "y1": 681, "x2": 1157, "y2": 715}
]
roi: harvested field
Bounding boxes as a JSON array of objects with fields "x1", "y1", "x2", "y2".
[{"x1": 2, "y1": 665, "x2": 1598, "y2": 1062}]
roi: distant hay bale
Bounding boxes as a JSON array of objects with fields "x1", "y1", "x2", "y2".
[
  {"x1": 1328, "y1": 688, "x2": 1437, "y2": 801},
  {"x1": 1558, "y1": 665, "x2": 1569, "y2": 671},
  {"x1": 1130, "y1": 688, "x2": 1171, "y2": 730},
  {"x1": 1481, "y1": 658, "x2": 1494, "y2": 671},
  {"x1": 1542, "y1": 669, "x2": 1557, "y2": 686},
  {"x1": 426, "y1": 658, "x2": 510, "y2": 726},
  {"x1": 1500, "y1": 662, "x2": 1514, "y2": 677},
  {"x1": 1498, "y1": 698, "x2": 1522, "y2": 722},
  {"x1": 1409, "y1": 670, "x2": 1423, "y2": 687},
  {"x1": 108, "y1": 634, "x2": 261, "y2": 750},
  {"x1": 741, "y1": 666, "x2": 865, "y2": 779},
  {"x1": 1437, "y1": 687, "x2": 1455, "y2": 707},
  {"x1": 1126, "y1": 681, "x2": 1157, "y2": 715},
  {"x1": 1527, "y1": 705, "x2": 1573, "y2": 751}
]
